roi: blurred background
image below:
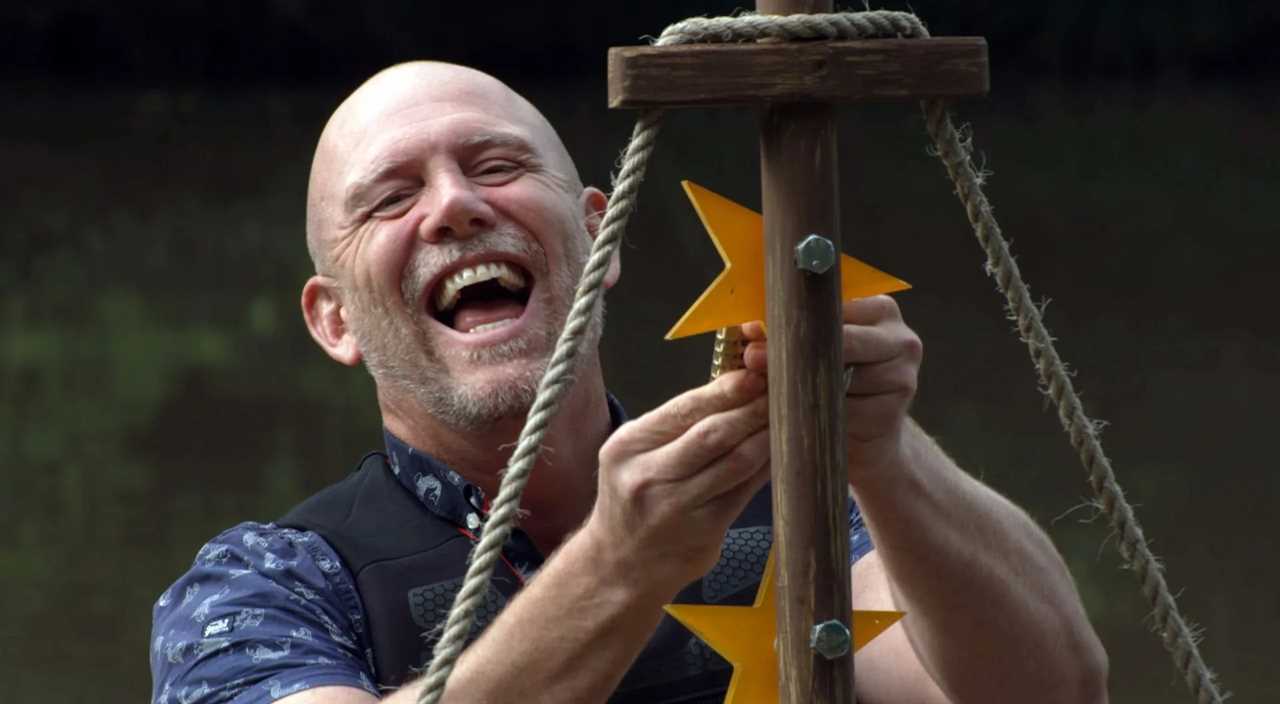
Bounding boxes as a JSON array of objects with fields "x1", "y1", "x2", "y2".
[{"x1": 2, "y1": 1, "x2": 1277, "y2": 701}]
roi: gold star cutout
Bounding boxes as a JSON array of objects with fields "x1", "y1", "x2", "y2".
[
  {"x1": 665, "y1": 546, "x2": 904, "y2": 704},
  {"x1": 666, "y1": 181, "x2": 912, "y2": 340}
]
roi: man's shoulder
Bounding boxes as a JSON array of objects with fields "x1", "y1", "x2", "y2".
[
  {"x1": 156, "y1": 521, "x2": 350, "y2": 608},
  {"x1": 277, "y1": 452, "x2": 389, "y2": 528},
  {"x1": 149, "y1": 521, "x2": 377, "y2": 701},
  {"x1": 277, "y1": 450, "x2": 465, "y2": 577}
]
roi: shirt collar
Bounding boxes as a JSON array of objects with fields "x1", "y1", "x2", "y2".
[{"x1": 382, "y1": 393, "x2": 628, "y2": 531}]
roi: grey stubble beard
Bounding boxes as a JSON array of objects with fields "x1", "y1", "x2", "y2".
[{"x1": 346, "y1": 226, "x2": 604, "y2": 432}]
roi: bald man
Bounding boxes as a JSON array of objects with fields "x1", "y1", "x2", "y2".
[{"x1": 150, "y1": 62, "x2": 1107, "y2": 704}]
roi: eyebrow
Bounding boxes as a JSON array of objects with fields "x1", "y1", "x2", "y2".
[
  {"x1": 341, "y1": 130, "x2": 538, "y2": 217},
  {"x1": 342, "y1": 157, "x2": 410, "y2": 215},
  {"x1": 457, "y1": 130, "x2": 536, "y2": 154}
]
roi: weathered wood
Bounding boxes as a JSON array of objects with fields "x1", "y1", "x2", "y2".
[
  {"x1": 763, "y1": 102, "x2": 854, "y2": 704},
  {"x1": 609, "y1": 37, "x2": 988, "y2": 108},
  {"x1": 757, "y1": 3, "x2": 853, "y2": 703}
]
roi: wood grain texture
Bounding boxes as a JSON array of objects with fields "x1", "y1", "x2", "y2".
[
  {"x1": 762, "y1": 102, "x2": 854, "y2": 704},
  {"x1": 756, "y1": 3, "x2": 854, "y2": 703},
  {"x1": 608, "y1": 37, "x2": 988, "y2": 108}
]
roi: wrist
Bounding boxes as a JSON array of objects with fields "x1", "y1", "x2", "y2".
[
  {"x1": 848, "y1": 419, "x2": 924, "y2": 494},
  {"x1": 567, "y1": 515, "x2": 683, "y2": 608}
]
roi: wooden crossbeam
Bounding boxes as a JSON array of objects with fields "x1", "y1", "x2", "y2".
[{"x1": 609, "y1": 38, "x2": 989, "y2": 108}]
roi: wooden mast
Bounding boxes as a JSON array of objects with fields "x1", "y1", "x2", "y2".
[
  {"x1": 609, "y1": 8, "x2": 988, "y2": 703},
  {"x1": 755, "y1": 1, "x2": 852, "y2": 700}
]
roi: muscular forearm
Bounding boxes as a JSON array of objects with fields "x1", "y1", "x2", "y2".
[
  {"x1": 853, "y1": 420, "x2": 1108, "y2": 704},
  {"x1": 384, "y1": 526, "x2": 669, "y2": 704}
]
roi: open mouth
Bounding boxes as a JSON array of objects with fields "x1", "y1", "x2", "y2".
[{"x1": 430, "y1": 260, "x2": 533, "y2": 334}]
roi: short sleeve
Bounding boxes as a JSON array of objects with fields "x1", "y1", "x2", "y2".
[
  {"x1": 149, "y1": 522, "x2": 381, "y2": 704},
  {"x1": 849, "y1": 497, "x2": 874, "y2": 565}
]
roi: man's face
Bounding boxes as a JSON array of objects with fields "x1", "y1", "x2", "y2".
[{"x1": 312, "y1": 67, "x2": 602, "y2": 430}]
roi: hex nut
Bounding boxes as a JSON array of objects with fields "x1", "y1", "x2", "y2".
[
  {"x1": 795, "y1": 234, "x2": 836, "y2": 274},
  {"x1": 810, "y1": 619, "x2": 851, "y2": 660}
]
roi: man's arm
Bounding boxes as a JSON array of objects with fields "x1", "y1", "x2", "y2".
[
  {"x1": 149, "y1": 524, "x2": 382, "y2": 704},
  {"x1": 290, "y1": 528, "x2": 672, "y2": 704},
  {"x1": 282, "y1": 370, "x2": 774, "y2": 704},
  {"x1": 852, "y1": 421, "x2": 1108, "y2": 703},
  {"x1": 744, "y1": 296, "x2": 1108, "y2": 704}
]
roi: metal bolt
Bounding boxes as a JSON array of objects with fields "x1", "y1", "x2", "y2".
[
  {"x1": 810, "y1": 619, "x2": 851, "y2": 660},
  {"x1": 795, "y1": 233, "x2": 836, "y2": 274}
]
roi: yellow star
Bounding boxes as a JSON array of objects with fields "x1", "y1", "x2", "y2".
[
  {"x1": 667, "y1": 181, "x2": 912, "y2": 340},
  {"x1": 665, "y1": 546, "x2": 904, "y2": 704}
]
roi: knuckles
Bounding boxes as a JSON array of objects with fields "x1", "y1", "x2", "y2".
[
  {"x1": 845, "y1": 294, "x2": 902, "y2": 324},
  {"x1": 722, "y1": 442, "x2": 762, "y2": 473},
  {"x1": 689, "y1": 421, "x2": 728, "y2": 454},
  {"x1": 596, "y1": 433, "x2": 628, "y2": 470},
  {"x1": 898, "y1": 326, "x2": 924, "y2": 362}
]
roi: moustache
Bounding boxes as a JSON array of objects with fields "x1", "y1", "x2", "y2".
[{"x1": 400, "y1": 228, "x2": 542, "y2": 310}]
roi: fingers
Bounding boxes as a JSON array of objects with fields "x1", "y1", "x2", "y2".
[
  {"x1": 845, "y1": 322, "x2": 922, "y2": 366},
  {"x1": 697, "y1": 456, "x2": 773, "y2": 519},
  {"x1": 745, "y1": 296, "x2": 902, "y2": 340},
  {"x1": 741, "y1": 296, "x2": 916, "y2": 373},
  {"x1": 743, "y1": 318, "x2": 921, "y2": 370},
  {"x1": 844, "y1": 295, "x2": 902, "y2": 326},
  {"x1": 602, "y1": 370, "x2": 766, "y2": 460},
  {"x1": 844, "y1": 359, "x2": 918, "y2": 398},
  {"x1": 651, "y1": 394, "x2": 770, "y2": 479},
  {"x1": 680, "y1": 426, "x2": 771, "y2": 504}
]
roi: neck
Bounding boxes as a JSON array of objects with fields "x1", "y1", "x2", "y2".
[{"x1": 378, "y1": 358, "x2": 612, "y2": 553}]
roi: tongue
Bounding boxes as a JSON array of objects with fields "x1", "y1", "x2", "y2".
[{"x1": 451, "y1": 299, "x2": 525, "y2": 333}]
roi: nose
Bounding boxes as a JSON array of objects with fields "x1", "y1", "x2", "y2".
[{"x1": 418, "y1": 171, "x2": 497, "y2": 243}]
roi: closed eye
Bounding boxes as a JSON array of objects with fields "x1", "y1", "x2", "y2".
[
  {"x1": 472, "y1": 160, "x2": 523, "y2": 185},
  {"x1": 371, "y1": 189, "x2": 416, "y2": 217}
]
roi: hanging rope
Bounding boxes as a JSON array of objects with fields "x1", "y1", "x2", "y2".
[
  {"x1": 414, "y1": 108, "x2": 664, "y2": 701},
  {"x1": 920, "y1": 99, "x2": 1226, "y2": 703},
  {"x1": 417, "y1": 11, "x2": 1227, "y2": 704}
]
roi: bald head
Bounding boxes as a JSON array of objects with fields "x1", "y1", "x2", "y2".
[{"x1": 305, "y1": 61, "x2": 583, "y2": 273}]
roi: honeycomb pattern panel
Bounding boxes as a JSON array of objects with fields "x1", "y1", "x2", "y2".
[
  {"x1": 702, "y1": 525, "x2": 772, "y2": 604},
  {"x1": 407, "y1": 578, "x2": 507, "y2": 646}
]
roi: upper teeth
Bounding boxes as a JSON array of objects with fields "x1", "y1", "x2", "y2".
[{"x1": 434, "y1": 261, "x2": 527, "y2": 313}]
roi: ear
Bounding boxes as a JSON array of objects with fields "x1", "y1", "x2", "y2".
[
  {"x1": 301, "y1": 275, "x2": 363, "y2": 367},
  {"x1": 581, "y1": 186, "x2": 620, "y2": 289}
]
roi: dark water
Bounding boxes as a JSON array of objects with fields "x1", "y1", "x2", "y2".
[{"x1": 2, "y1": 79, "x2": 1276, "y2": 701}]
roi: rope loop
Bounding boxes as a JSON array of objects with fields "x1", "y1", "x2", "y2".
[{"x1": 654, "y1": 10, "x2": 928, "y2": 46}]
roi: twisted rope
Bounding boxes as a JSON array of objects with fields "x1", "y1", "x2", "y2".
[
  {"x1": 654, "y1": 10, "x2": 926, "y2": 45},
  {"x1": 415, "y1": 109, "x2": 664, "y2": 701},
  {"x1": 417, "y1": 10, "x2": 1228, "y2": 704},
  {"x1": 921, "y1": 99, "x2": 1227, "y2": 703}
]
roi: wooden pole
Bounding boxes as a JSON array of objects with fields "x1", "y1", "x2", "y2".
[
  {"x1": 757, "y1": 1, "x2": 854, "y2": 703},
  {"x1": 608, "y1": 14, "x2": 987, "y2": 704}
]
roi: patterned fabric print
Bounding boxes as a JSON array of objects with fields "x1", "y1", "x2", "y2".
[
  {"x1": 384, "y1": 430, "x2": 545, "y2": 579},
  {"x1": 381, "y1": 394, "x2": 630, "y2": 581},
  {"x1": 150, "y1": 524, "x2": 379, "y2": 703}
]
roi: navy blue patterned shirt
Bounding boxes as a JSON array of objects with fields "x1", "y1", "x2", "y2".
[{"x1": 150, "y1": 404, "x2": 874, "y2": 703}]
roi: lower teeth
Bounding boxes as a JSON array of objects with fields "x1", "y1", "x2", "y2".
[{"x1": 467, "y1": 319, "x2": 515, "y2": 334}]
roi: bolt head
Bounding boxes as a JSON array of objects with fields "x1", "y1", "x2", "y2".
[
  {"x1": 795, "y1": 234, "x2": 836, "y2": 274},
  {"x1": 810, "y1": 619, "x2": 851, "y2": 660}
]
